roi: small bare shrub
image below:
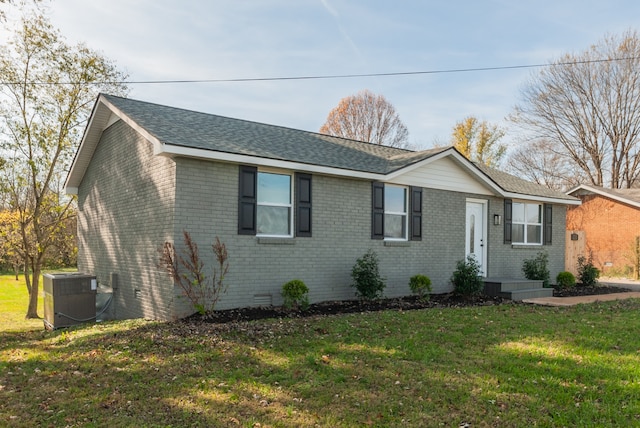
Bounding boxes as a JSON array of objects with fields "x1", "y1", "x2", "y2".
[{"x1": 158, "y1": 231, "x2": 230, "y2": 315}]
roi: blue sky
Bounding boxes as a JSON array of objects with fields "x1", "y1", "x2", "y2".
[{"x1": 25, "y1": 0, "x2": 640, "y2": 149}]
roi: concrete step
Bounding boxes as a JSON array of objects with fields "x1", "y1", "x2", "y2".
[
  {"x1": 484, "y1": 278, "x2": 544, "y2": 295},
  {"x1": 501, "y1": 287, "x2": 554, "y2": 301}
]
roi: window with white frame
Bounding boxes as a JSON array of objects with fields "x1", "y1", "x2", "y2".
[
  {"x1": 511, "y1": 202, "x2": 542, "y2": 244},
  {"x1": 257, "y1": 171, "x2": 292, "y2": 237},
  {"x1": 384, "y1": 185, "x2": 408, "y2": 240}
]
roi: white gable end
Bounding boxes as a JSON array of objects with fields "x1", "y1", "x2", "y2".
[{"x1": 387, "y1": 156, "x2": 494, "y2": 195}]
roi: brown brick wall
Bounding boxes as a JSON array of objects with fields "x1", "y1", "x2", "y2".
[{"x1": 566, "y1": 194, "x2": 640, "y2": 273}]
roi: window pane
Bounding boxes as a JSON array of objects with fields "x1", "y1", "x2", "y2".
[
  {"x1": 512, "y1": 224, "x2": 524, "y2": 243},
  {"x1": 526, "y1": 204, "x2": 542, "y2": 224},
  {"x1": 385, "y1": 186, "x2": 406, "y2": 213},
  {"x1": 512, "y1": 203, "x2": 525, "y2": 223},
  {"x1": 470, "y1": 215, "x2": 475, "y2": 253},
  {"x1": 257, "y1": 206, "x2": 290, "y2": 235},
  {"x1": 384, "y1": 214, "x2": 406, "y2": 239},
  {"x1": 527, "y1": 225, "x2": 542, "y2": 244},
  {"x1": 257, "y1": 173, "x2": 290, "y2": 204}
]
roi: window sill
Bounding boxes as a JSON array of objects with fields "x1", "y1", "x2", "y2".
[
  {"x1": 511, "y1": 244, "x2": 543, "y2": 249},
  {"x1": 384, "y1": 241, "x2": 410, "y2": 247},
  {"x1": 257, "y1": 237, "x2": 295, "y2": 245}
]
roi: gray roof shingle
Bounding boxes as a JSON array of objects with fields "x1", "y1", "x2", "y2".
[
  {"x1": 474, "y1": 162, "x2": 576, "y2": 201},
  {"x1": 103, "y1": 94, "x2": 445, "y2": 174},
  {"x1": 99, "y1": 94, "x2": 577, "y2": 203}
]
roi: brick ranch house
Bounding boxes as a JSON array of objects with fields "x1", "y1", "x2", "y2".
[
  {"x1": 64, "y1": 94, "x2": 580, "y2": 321},
  {"x1": 566, "y1": 184, "x2": 640, "y2": 277}
]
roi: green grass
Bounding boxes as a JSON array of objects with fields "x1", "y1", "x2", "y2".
[
  {"x1": 1, "y1": 273, "x2": 640, "y2": 427},
  {"x1": 0, "y1": 273, "x2": 44, "y2": 332},
  {"x1": 0, "y1": 269, "x2": 76, "y2": 332}
]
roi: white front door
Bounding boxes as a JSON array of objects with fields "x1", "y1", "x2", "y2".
[{"x1": 465, "y1": 200, "x2": 487, "y2": 276}]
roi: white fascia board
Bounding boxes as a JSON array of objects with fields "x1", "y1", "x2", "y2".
[
  {"x1": 385, "y1": 148, "x2": 504, "y2": 196},
  {"x1": 565, "y1": 185, "x2": 585, "y2": 195},
  {"x1": 64, "y1": 96, "x2": 166, "y2": 195},
  {"x1": 504, "y1": 192, "x2": 582, "y2": 205},
  {"x1": 99, "y1": 97, "x2": 164, "y2": 153},
  {"x1": 567, "y1": 184, "x2": 640, "y2": 208},
  {"x1": 383, "y1": 149, "x2": 452, "y2": 179},
  {"x1": 159, "y1": 143, "x2": 385, "y2": 180},
  {"x1": 442, "y1": 150, "x2": 506, "y2": 195},
  {"x1": 64, "y1": 99, "x2": 110, "y2": 194}
]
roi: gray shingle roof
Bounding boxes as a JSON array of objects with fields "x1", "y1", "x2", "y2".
[
  {"x1": 96, "y1": 94, "x2": 577, "y2": 203},
  {"x1": 103, "y1": 94, "x2": 445, "y2": 174},
  {"x1": 474, "y1": 162, "x2": 576, "y2": 201}
]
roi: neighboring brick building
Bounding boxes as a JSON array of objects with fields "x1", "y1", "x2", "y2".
[
  {"x1": 566, "y1": 185, "x2": 640, "y2": 276},
  {"x1": 64, "y1": 94, "x2": 579, "y2": 321}
]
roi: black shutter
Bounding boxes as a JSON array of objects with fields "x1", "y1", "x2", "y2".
[
  {"x1": 372, "y1": 182, "x2": 384, "y2": 239},
  {"x1": 238, "y1": 166, "x2": 257, "y2": 235},
  {"x1": 296, "y1": 173, "x2": 312, "y2": 237},
  {"x1": 504, "y1": 199, "x2": 512, "y2": 244},
  {"x1": 544, "y1": 204, "x2": 553, "y2": 245},
  {"x1": 410, "y1": 186, "x2": 422, "y2": 241}
]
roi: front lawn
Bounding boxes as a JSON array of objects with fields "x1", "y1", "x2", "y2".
[
  {"x1": 1, "y1": 274, "x2": 640, "y2": 426},
  {"x1": 0, "y1": 273, "x2": 44, "y2": 332}
]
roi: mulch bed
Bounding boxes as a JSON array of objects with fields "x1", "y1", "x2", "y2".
[
  {"x1": 552, "y1": 284, "x2": 631, "y2": 297},
  {"x1": 188, "y1": 284, "x2": 632, "y2": 325}
]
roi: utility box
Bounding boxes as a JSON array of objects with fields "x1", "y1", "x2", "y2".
[{"x1": 43, "y1": 273, "x2": 97, "y2": 330}]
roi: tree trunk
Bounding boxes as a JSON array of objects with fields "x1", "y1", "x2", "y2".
[{"x1": 25, "y1": 261, "x2": 40, "y2": 319}]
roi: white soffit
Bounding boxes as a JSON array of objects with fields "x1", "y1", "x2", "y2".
[
  {"x1": 568, "y1": 184, "x2": 640, "y2": 208},
  {"x1": 387, "y1": 156, "x2": 495, "y2": 196}
]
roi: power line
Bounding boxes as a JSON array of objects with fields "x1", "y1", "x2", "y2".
[
  {"x1": 123, "y1": 56, "x2": 639, "y2": 85},
  {"x1": 2, "y1": 56, "x2": 639, "y2": 86}
]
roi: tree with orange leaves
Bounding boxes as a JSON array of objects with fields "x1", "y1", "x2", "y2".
[{"x1": 320, "y1": 89, "x2": 410, "y2": 148}]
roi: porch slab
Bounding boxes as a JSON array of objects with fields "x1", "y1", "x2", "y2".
[{"x1": 522, "y1": 292, "x2": 640, "y2": 307}]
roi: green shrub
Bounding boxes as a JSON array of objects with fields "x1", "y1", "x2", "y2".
[
  {"x1": 522, "y1": 251, "x2": 550, "y2": 288},
  {"x1": 409, "y1": 274, "x2": 432, "y2": 300},
  {"x1": 451, "y1": 256, "x2": 484, "y2": 297},
  {"x1": 556, "y1": 271, "x2": 576, "y2": 289},
  {"x1": 351, "y1": 249, "x2": 386, "y2": 300},
  {"x1": 577, "y1": 255, "x2": 600, "y2": 287},
  {"x1": 281, "y1": 279, "x2": 309, "y2": 310}
]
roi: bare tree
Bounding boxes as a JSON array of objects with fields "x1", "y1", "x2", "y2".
[
  {"x1": 0, "y1": 0, "x2": 42, "y2": 21},
  {"x1": 506, "y1": 139, "x2": 585, "y2": 191},
  {"x1": 451, "y1": 116, "x2": 506, "y2": 167},
  {"x1": 0, "y1": 14, "x2": 128, "y2": 318},
  {"x1": 320, "y1": 89, "x2": 410, "y2": 148},
  {"x1": 512, "y1": 30, "x2": 640, "y2": 189}
]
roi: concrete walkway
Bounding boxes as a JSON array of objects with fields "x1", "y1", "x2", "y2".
[{"x1": 522, "y1": 277, "x2": 640, "y2": 307}]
